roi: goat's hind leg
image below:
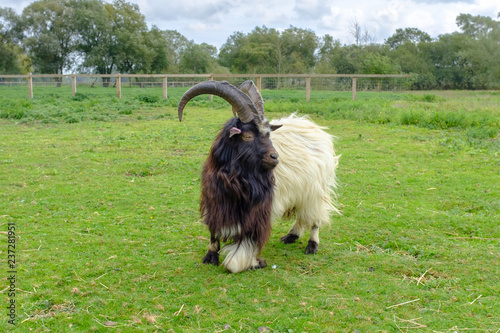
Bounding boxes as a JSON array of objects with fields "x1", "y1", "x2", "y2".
[
  {"x1": 202, "y1": 235, "x2": 220, "y2": 266},
  {"x1": 305, "y1": 225, "x2": 319, "y2": 254},
  {"x1": 281, "y1": 218, "x2": 320, "y2": 254},
  {"x1": 280, "y1": 220, "x2": 304, "y2": 244},
  {"x1": 280, "y1": 232, "x2": 300, "y2": 244}
]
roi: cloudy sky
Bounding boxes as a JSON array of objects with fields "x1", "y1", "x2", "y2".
[{"x1": 5, "y1": 0, "x2": 500, "y2": 49}]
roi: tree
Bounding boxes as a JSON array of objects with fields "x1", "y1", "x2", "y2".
[
  {"x1": 218, "y1": 31, "x2": 245, "y2": 71},
  {"x1": 0, "y1": 7, "x2": 22, "y2": 43},
  {"x1": 428, "y1": 32, "x2": 471, "y2": 89},
  {"x1": 348, "y1": 19, "x2": 376, "y2": 45},
  {"x1": 179, "y1": 42, "x2": 216, "y2": 74},
  {"x1": 455, "y1": 13, "x2": 500, "y2": 88},
  {"x1": 385, "y1": 28, "x2": 434, "y2": 88},
  {"x1": 109, "y1": 0, "x2": 153, "y2": 74},
  {"x1": 359, "y1": 48, "x2": 400, "y2": 74},
  {"x1": 315, "y1": 35, "x2": 339, "y2": 74},
  {"x1": 219, "y1": 27, "x2": 281, "y2": 73},
  {"x1": 385, "y1": 15, "x2": 500, "y2": 89},
  {"x1": 242, "y1": 26, "x2": 281, "y2": 73},
  {"x1": 74, "y1": 0, "x2": 153, "y2": 82},
  {"x1": 348, "y1": 19, "x2": 362, "y2": 45},
  {"x1": 0, "y1": 7, "x2": 31, "y2": 74},
  {"x1": 162, "y1": 30, "x2": 189, "y2": 73},
  {"x1": 281, "y1": 26, "x2": 318, "y2": 73},
  {"x1": 0, "y1": 42, "x2": 32, "y2": 74},
  {"x1": 218, "y1": 26, "x2": 317, "y2": 74},
  {"x1": 144, "y1": 26, "x2": 169, "y2": 74},
  {"x1": 456, "y1": 13, "x2": 500, "y2": 39},
  {"x1": 385, "y1": 28, "x2": 431, "y2": 49},
  {"x1": 20, "y1": 0, "x2": 77, "y2": 77}
]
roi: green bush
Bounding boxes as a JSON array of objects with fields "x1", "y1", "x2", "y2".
[{"x1": 137, "y1": 94, "x2": 160, "y2": 104}]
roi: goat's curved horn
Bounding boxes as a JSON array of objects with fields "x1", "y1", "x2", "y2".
[
  {"x1": 239, "y1": 80, "x2": 264, "y2": 117},
  {"x1": 178, "y1": 81, "x2": 258, "y2": 123}
]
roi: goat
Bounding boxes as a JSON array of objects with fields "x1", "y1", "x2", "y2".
[{"x1": 178, "y1": 80, "x2": 340, "y2": 273}]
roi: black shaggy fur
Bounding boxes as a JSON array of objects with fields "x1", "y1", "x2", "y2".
[{"x1": 200, "y1": 117, "x2": 278, "y2": 268}]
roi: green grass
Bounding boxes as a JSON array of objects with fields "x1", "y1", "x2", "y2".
[{"x1": 0, "y1": 87, "x2": 499, "y2": 332}]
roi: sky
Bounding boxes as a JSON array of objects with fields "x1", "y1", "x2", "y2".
[{"x1": 4, "y1": 0, "x2": 500, "y2": 50}]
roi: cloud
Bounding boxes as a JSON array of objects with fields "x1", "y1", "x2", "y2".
[
  {"x1": 413, "y1": 0, "x2": 476, "y2": 3},
  {"x1": 187, "y1": 21, "x2": 221, "y2": 33},
  {"x1": 4, "y1": 0, "x2": 500, "y2": 49},
  {"x1": 142, "y1": 0, "x2": 238, "y2": 22},
  {"x1": 1, "y1": 0, "x2": 32, "y2": 13},
  {"x1": 241, "y1": 1, "x2": 294, "y2": 27},
  {"x1": 293, "y1": 0, "x2": 334, "y2": 20}
]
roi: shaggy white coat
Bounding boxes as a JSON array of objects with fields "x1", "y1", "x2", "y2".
[{"x1": 270, "y1": 114, "x2": 340, "y2": 239}]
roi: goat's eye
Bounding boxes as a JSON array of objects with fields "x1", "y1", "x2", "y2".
[{"x1": 242, "y1": 133, "x2": 254, "y2": 141}]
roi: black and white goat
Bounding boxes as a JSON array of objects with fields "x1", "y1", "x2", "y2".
[{"x1": 178, "y1": 80, "x2": 340, "y2": 273}]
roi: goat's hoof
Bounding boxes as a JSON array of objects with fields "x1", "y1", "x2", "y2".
[
  {"x1": 250, "y1": 258, "x2": 267, "y2": 270},
  {"x1": 202, "y1": 251, "x2": 219, "y2": 265},
  {"x1": 258, "y1": 258, "x2": 267, "y2": 269},
  {"x1": 305, "y1": 240, "x2": 318, "y2": 254},
  {"x1": 280, "y1": 233, "x2": 299, "y2": 244}
]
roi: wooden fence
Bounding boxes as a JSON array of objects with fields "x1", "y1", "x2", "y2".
[{"x1": 0, "y1": 73, "x2": 412, "y2": 101}]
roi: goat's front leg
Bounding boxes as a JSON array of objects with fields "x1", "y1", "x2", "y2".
[
  {"x1": 202, "y1": 235, "x2": 220, "y2": 265},
  {"x1": 249, "y1": 249, "x2": 267, "y2": 270},
  {"x1": 253, "y1": 258, "x2": 267, "y2": 269}
]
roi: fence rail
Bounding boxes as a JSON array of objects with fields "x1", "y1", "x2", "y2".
[{"x1": 0, "y1": 73, "x2": 413, "y2": 101}]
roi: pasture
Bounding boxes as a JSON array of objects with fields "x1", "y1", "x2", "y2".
[{"x1": 1, "y1": 86, "x2": 499, "y2": 332}]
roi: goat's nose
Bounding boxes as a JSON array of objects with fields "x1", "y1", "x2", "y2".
[{"x1": 270, "y1": 153, "x2": 279, "y2": 160}]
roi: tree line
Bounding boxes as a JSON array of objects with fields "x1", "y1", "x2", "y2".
[{"x1": 1, "y1": 0, "x2": 499, "y2": 89}]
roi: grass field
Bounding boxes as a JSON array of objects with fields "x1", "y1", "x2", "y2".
[{"x1": 1, "y1": 86, "x2": 499, "y2": 332}]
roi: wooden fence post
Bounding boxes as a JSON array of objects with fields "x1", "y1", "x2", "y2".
[
  {"x1": 306, "y1": 77, "x2": 311, "y2": 101},
  {"x1": 352, "y1": 77, "x2": 357, "y2": 101},
  {"x1": 116, "y1": 74, "x2": 121, "y2": 99},
  {"x1": 257, "y1": 76, "x2": 262, "y2": 92},
  {"x1": 209, "y1": 74, "x2": 213, "y2": 101},
  {"x1": 28, "y1": 73, "x2": 33, "y2": 99},
  {"x1": 163, "y1": 76, "x2": 168, "y2": 99},
  {"x1": 72, "y1": 76, "x2": 77, "y2": 97}
]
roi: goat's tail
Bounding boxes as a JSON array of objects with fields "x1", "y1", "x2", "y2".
[{"x1": 221, "y1": 239, "x2": 259, "y2": 273}]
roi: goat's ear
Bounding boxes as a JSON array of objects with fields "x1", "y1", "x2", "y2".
[
  {"x1": 270, "y1": 124, "x2": 283, "y2": 131},
  {"x1": 229, "y1": 126, "x2": 242, "y2": 138}
]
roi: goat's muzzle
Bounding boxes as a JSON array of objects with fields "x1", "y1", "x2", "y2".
[{"x1": 262, "y1": 150, "x2": 279, "y2": 171}]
